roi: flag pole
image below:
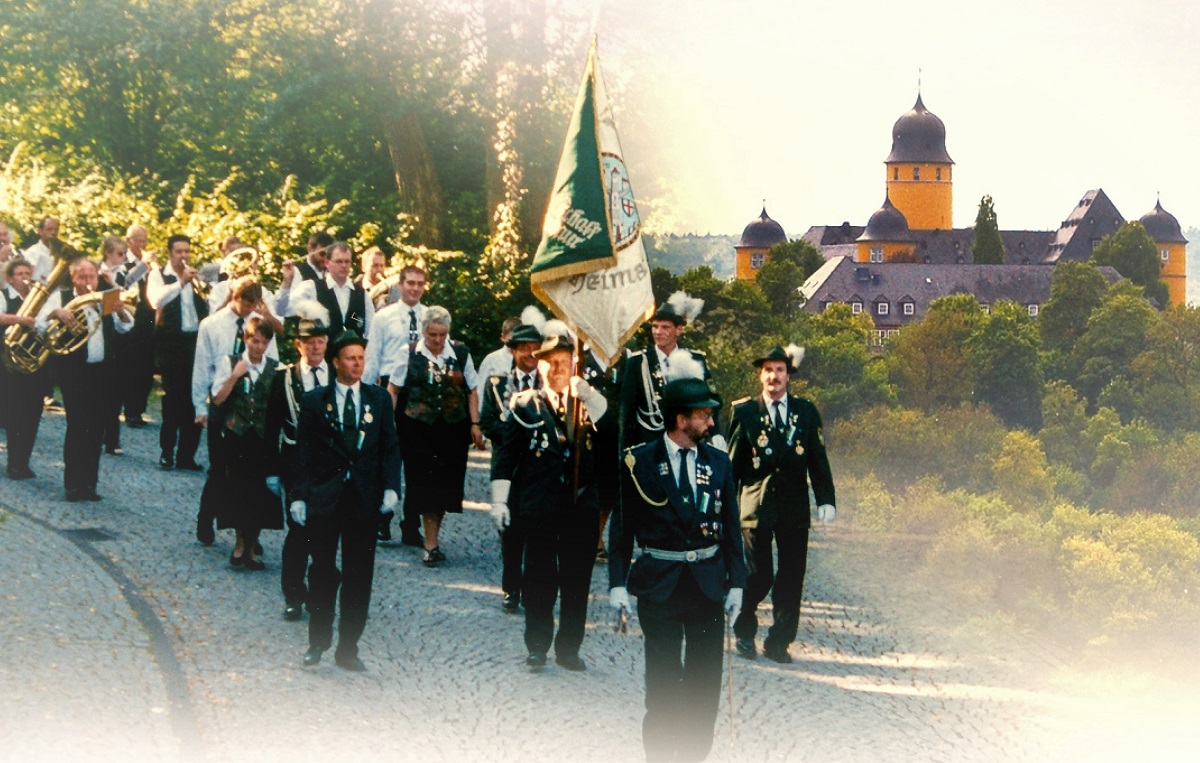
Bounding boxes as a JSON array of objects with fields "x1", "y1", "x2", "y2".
[{"x1": 571, "y1": 334, "x2": 585, "y2": 505}]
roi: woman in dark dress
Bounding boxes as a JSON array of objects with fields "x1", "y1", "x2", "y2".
[
  {"x1": 386, "y1": 306, "x2": 486, "y2": 566},
  {"x1": 209, "y1": 315, "x2": 284, "y2": 570}
]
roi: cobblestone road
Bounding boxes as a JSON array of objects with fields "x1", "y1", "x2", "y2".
[{"x1": 3, "y1": 402, "x2": 1200, "y2": 762}]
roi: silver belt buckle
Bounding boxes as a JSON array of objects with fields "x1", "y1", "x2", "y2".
[{"x1": 685, "y1": 550, "x2": 697, "y2": 562}]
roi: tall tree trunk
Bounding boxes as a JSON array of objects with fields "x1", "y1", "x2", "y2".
[{"x1": 382, "y1": 110, "x2": 444, "y2": 248}]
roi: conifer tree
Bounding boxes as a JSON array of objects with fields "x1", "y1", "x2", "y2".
[{"x1": 972, "y1": 195, "x2": 1005, "y2": 264}]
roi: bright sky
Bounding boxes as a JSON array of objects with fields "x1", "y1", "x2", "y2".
[{"x1": 592, "y1": 0, "x2": 1200, "y2": 237}]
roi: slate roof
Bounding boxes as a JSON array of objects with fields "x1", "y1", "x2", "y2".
[
  {"x1": 1139, "y1": 199, "x2": 1188, "y2": 244},
  {"x1": 1042, "y1": 189, "x2": 1126, "y2": 264},
  {"x1": 737, "y1": 207, "x2": 788, "y2": 248},
  {"x1": 800, "y1": 256, "x2": 1123, "y2": 329},
  {"x1": 801, "y1": 223, "x2": 866, "y2": 247},
  {"x1": 885, "y1": 94, "x2": 954, "y2": 165}
]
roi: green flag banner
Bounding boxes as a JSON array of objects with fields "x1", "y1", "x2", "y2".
[{"x1": 531, "y1": 39, "x2": 654, "y2": 368}]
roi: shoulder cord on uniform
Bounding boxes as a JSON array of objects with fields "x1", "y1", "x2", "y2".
[
  {"x1": 624, "y1": 451, "x2": 668, "y2": 507},
  {"x1": 281, "y1": 366, "x2": 299, "y2": 445}
]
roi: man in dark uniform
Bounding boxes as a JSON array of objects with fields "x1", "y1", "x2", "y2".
[
  {"x1": 618, "y1": 291, "x2": 720, "y2": 453},
  {"x1": 37, "y1": 259, "x2": 134, "y2": 501},
  {"x1": 609, "y1": 365, "x2": 746, "y2": 762},
  {"x1": 491, "y1": 322, "x2": 609, "y2": 670},
  {"x1": 267, "y1": 300, "x2": 331, "y2": 622},
  {"x1": 729, "y1": 345, "x2": 836, "y2": 664},
  {"x1": 581, "y1": 345, "x2": 622, "y2": 562},
  {"x1": 290, "y1": 330, "x2": 400, "y2": 671},
  {"x1": 478, "y1": 312, "x2": 543, "y2": 612}
]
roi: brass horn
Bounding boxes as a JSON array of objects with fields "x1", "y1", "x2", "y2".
[
  {"x1": 44, "y1": 289, "x2": 109, "y2": 357},
  {"x1": 2, "y1": 239, "x2": 85, "y2": 374}
]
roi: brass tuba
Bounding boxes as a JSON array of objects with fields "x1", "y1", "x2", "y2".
[
  {"x1": 368, "y1": 270, "x2": 402, "y2": 310},
  {"x1": 44, "y1": 289, "x2": 108, "y2": 357},
  {"x1": 2, "y1": 239, "x2": 85, "y2": 374}
]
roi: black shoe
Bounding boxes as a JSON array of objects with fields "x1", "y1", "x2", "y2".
[
  {"x1": 7, "y1": 467, "x2": 35, "y2": 480},
  {"x1": 177, "y1": 459, "x2": 204, "y2": 472},
  {"x1": 335, "y1": 654, "x2": 367, "y2": 672},
  {"x1": 377, "y1": 522, "x2": 392, "y2": 542},
  {"x1": 595, "y1": 547, "x2": 608, "y2": 564},
  {"x1": 83, "y1": 489, "x2": 102, "y2": 502},
  {"x1": 196, "y1": 517, "x2": 215, "y2": 546},
  {"x1": 244, "y1": 557, "x2": 265, "y2": 572},
  {"x1": 302, "y1": 647, "x2": 323, "y2": 667},
  {"x1": 735, "y1": 638, "x2": 758, "y2": 660},
  {"x1": 423, "y1": 547, "x2": 445, "y2": 567},
  {"x1": 230, "y1": 551, "x2": 246, "y2": 567},
  {"x1": 400, "y1": 529, "x2": 424, "y2": 548},
  {"x1": 556, "y1": 653, "x2": 586, "y2": 672},
  {"x1": 65, "y1": 489, "x2": 85, "y2": 503},
  {"x1": 44, "y1": 396, "x2": 63, "y2": 411},
  {"x1": 525, "y1": 652, "x2": 547, "y2": 668},
  {"x1": 159, "y1": 455, "x2": 174, "y2": 470},
  {"x1": 502, "y1": 592, "x2": 520, "y2": 612},
  {"x1": 254, "y1": 541, "x2": 263, "y2": 555},
  {"x1": 126, "y1": 417, "x2": 148, "y2": 429},
  {"x1": 283, "y1": 604, "x2": 303, "y2": 622},
  {"x1": 762, "y1": 643, "x2": 793, "y2": 664}
]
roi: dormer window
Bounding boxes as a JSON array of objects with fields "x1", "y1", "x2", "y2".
[
  {"x1": 903, "y1": 302, "x2": 915, "y2": 315},
  {"x1": 852, "y1": 302, "x2": 863, "y2": 314},
  {"x1": 1028, "y1": 304, "x2": 1039, "y2": 317},
  {"x1": 877, "y1": 302, "x2": 889, "y2": 316},
  {"x1": 870, "y1": 247, "x2": 883, "y2": 263}
]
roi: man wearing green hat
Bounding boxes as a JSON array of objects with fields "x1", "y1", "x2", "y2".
[
  {"x1": 608, "y1": 367, "x2": 746, "y2": 762},
  {"x1": 729, "y1": 344, "x2": 836, "y2": 664}
]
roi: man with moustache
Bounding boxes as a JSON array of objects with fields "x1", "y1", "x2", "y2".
[
  {"x1": 36, "y1": 259, "x2": 134, "y2": 501},
  {"x1": 729, "y1": 345, "x2": 836, "y2": 664},
  {"x1": 148, "y1": 234, "x2": 208, "y2": 471},
  {"x1": 291, "y1": 331, "x2": 400, "y2": 671}
]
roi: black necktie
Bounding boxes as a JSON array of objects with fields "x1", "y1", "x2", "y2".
[
  {"x1": 342, "y1": 389, "x2": 357, "y2": 449},
  {"x1": 310, "y1": 366, "x2": 321, "y2": 389},
  {"x1": 678, "y1": 448, "x2": 693, "y2": 504},
  {"x1": 233, "y1": 317, "x2": 245, "y2": 356},
  {"x1": 519, "y1": 374, "x2": 529, "y2": 392},
  {"x1": 408, "y1": 308, "x2": 418, "y2": 343},
  {"x1": 774, "y1": 402, "x2": 785, "y2": 430}
]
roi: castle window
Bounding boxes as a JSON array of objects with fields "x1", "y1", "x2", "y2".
[
  {"x1": 750, "y1": 252, "x2": 765, "y2": 269},
  {"x1": 912, "y1": 167, "x2": 920, "y2": 181},
  {"x1": 869, "y1": 247, "x2": 883, "y2": 263},
  {"x1": 893, "y1": 168, "x2": 899, "y2": 181},
  {"x1": 1161, "y1": 248, "x2": 1170, "y2": 262},
  {"x1": 851, "y1": 302, "x2": 863, "y2": 314},
  {"x1": 936, "y1": 167, "x2": 942, "y2": 181},
  {"x1": 903, "y1": 302, "x2": 915, "y2": 315},
  {"x1": 877, "y1": 302, "x2": 889, "y2": 316},
  {"x1": 981, "y1": 303, "x2": 991, "y2": 314},
  {"x1": 1028, "y1": 304, "x2": 1039, "y2": 317}
]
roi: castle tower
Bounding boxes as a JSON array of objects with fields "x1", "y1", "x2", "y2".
[
  {"x1": 735, "y1": 206, "x2": 787, "y2": 281},
  {"x1": 885, "y1": 94, "x2": 954, "y2": 230},
  {"x1": 1139, "y1": 198, "x2": 1188, "y2": 306},
  {"x1": 856, "y1": 194, "x2": 914, "y2": 263}
]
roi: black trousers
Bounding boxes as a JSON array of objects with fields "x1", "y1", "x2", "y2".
[
  {"x1": 159, "y1": 340, "x2": 200, "y2": 462},
  {"x1": 522, "y1": 508, "x2": 598, "y2": 657},
  {"x1": 500, "y1": 514, "x2": 528, "y2": 597},
  {"x1": 307, "y1": 493, "x2": 378, "y2": 658},
  {"x1": 60, "y1": 361, "x2": 112, "y2": 492},
  {"x1": 733, "y1": 525, "x2": 809, "y2": 649},
  {"x1": 280, "y1": 513, "x2": 311, "y2": 607},
  {"x1": 1, "y1": 368, "x2": 44, "y2": 473},
  {"x1": 637, "y1": 574, "x2": 725, "y2": 763}
]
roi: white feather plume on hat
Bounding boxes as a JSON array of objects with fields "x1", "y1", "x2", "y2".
[
  {"x1": 664, "y1": 349, "x2": 705, "y2": 383},
  {"x1": 519, "y1": 305, "x2": 547, "y2": 333},
  {"x1": 291, "y1": 299, "x2": 331, "y2": 327},
  {"x1": 785, "y1": 344, "x2": 805, "y2": 369},
  {"x1": 543, "y1": 319, "x2": 572, "y2": 340},
  {"x1": 665, "y1": 290, "x2": 704, "y2": 323}
]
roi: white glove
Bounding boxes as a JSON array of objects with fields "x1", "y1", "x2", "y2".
[
  {"x1": 609, "y1": 586, "x2": 631, "y2": 612},
  {"x1": 708, "y1": 434, "x2": 728, "y2": 452},
  {"x1": 724, "y1": 587, "x2": 743, "y2": 621},
  {"x1": 569, "y1": 375, "x2": 608, "y2": 421},
  {"x1": 380, "y1": 489, "x2": 398, "y2": 516},
  {"x1": 289, "y1": 500, "x2": 307, "y2": 527},
  {"x1": 817, "y1": 504, "x2": 836, "y2": 523},
  {"x1": 490, "y1": 479, "x2": 512, "y2": 530},
  {"x1": 265, "y1": 475, "x2": 283, "y2": 497}
]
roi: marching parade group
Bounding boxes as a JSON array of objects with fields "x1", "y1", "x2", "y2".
[{"x1": 0, "y1": 216, "x2": 837, "y2": 762}]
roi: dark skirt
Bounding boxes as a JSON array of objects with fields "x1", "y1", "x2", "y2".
[
  {"x1": 401, "y1": 416, "x2": 471, "y2": 515},
  {"x1": 210, "y1": 427, "x2": 284, "y2": 531}
]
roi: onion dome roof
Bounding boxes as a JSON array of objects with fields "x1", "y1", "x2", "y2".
[
  {"x1": 857, "y1": 196, "x2": 913, "y2": 242},
  {"x1": 738, "y1": 206, "x2": 788, "y2": 248},
  {"x1": 1138, "y1": 199, "x2": 1188, "y2": 244},
  {"x1": 885, "y1": 94, "x2": 954, "y2": 165}
]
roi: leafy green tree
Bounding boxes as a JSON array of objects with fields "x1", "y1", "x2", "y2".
[
  {"x1": 967, "y1": 300, "x2": 1043, "y2": 429},
  {"x1": 755, "y1": 258, "x2": 805, "y2": 320},
  {"x1": 991, "y1": 431, "x2": 1054, "y2": 511},
  {"x1": 887, "y1": 294, "x2": 985, "y2": 410},
  {"x1": 1039, "y1": 261, "x2": 1111, "y2": 382},
  {"x1": 765, "y1": 239, "x2": 827, "y2": 280},
  {"x1": 1091, "y1": 221, "x2": 1170, "y2": 306},
  {"x1": 1072, "y1": 280, "x2": 1159, "y2": 408},
  {"x1": 800, "y1": 304, "x2": 894, "y2": 420},
  {"x1": 971, "y1": 194, "x2": 1005, "y2": 264},
  {"x1": 1129, "y1": 305, "x2": 1200, "y2": 431}
]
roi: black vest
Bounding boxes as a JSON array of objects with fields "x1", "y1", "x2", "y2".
[
  {"x1": 315, "y1": 279, "x2": 368, "y2": 338},
  {"x1": 3, "y1": 286, "x2": 23, "y2": 314},
  {"x1": 53, "y1": 287, "x2": 114, "y2": 367},
  {"x1": 403, "y1": 342, "x2": 471, "y2": 425},
  {"x1": 154, "y1": 270, "x2": 209, "y2": 334}
]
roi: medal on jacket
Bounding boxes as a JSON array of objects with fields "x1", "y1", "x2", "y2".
[
  {"x1": 757, "y1": 430, "x2": 769, "y2": 448},
  {"x1": 795, "y1": 443, "x2": 804, "y2": 455}
]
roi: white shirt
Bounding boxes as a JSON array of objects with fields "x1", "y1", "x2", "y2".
[
  {"x1": 21, "y1": 241, "x2": 54, "y2": 284},
  {"x1": 206, "y1": 279, "x2": 277, "y2": 315},
  {"x1": 147, "y1": 266, "x2": 201, "y2": 332},
  {"x1": 477, "y1": 345, "x2": 514, "y2": 381},
  {"x1": 191, "y1": 306, "x2": 278, "y2": 417},
  {"x1": 34, "y1": 289, "x2": 133, "y2": 363},
  {"x1": 297, "y1": 359, "x2": 329, "y2": 392},
  {"x1": 765, "y1": 394, "x2": 788, "y2": 427},
  {"x1": 277, "y1": 275, "x2": 373, "y2": 336},
  {"x1": 210, "y1": 351, "x2": 273, "y2": 396},
  {"x1": 663, "y1": 434, "x2": 698, "y2": 499},
  {"x1": 654, "y1": 345, "x2": 676, "y2": 373},
  {"x1": 388, "y1": 338, "x2": 478, "y2": 391},
  {"x1": 335, "y1": 380, "x2": 362, "y2": 428},
  {"x1": 365, "y1": 301, "x2": 426, "y2": 383}
]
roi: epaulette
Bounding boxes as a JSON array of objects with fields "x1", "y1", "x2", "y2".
[
  {"x1": 622, "y1": 443, "x2": 667, "y2": 506},
  {"x1": 689, "y1": 348, "x2": 707, "y2": 357},
  {"x1": 628, "y1": 349, "x2": 646, "y2": 358},
  {"x1": 730, "y1": 396, "x2": 752, "y2": 407}
]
